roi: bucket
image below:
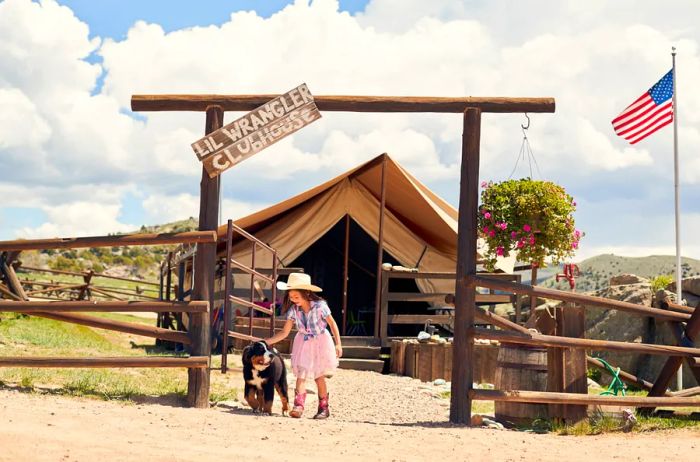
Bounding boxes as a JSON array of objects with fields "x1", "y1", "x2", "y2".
[{"x1": 494, "y1": 343, "x2": 548, "y2": 426}]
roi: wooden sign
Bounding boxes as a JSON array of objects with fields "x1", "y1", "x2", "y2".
[{"x1": 191, "y1": 83, "x2": 321, "y2": 178}]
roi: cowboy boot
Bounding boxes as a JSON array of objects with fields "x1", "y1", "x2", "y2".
[
  {"x1": 313, "y1": 393, "x2": 330, "y2": 419},
  {"x1": 289, "y1": 391, "x2": 306, "y2": 418}
]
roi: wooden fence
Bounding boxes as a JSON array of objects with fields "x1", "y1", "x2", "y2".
[
  {"x1": 0, "y1": 230, "x2": 216, "y2": 407},
  {"x1": 465, "y1": 275, "x2": 700, "y2": 417}
]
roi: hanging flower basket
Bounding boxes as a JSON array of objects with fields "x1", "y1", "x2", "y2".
[{"x1": 478, "y1": 178, "x2": 583, "y2": 270}]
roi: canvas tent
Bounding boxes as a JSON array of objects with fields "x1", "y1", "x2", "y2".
[{"x1": 217, "y1": 153, "x2": 515, "y2": 332}]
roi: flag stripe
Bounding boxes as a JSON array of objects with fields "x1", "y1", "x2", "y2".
[
  {"x1": 629, "y1": 116, "x2": 673, "y2": 145},
  {"x1": 616, "y1": 101, "x2": 673, "y2": 137},
  {"x1": 612, "y1": 94, "x2": 652, "y2": 124},
  {"x1": 611, "y1": 69, "x2": 674, "y2": 145},
  {"x1": 613, "y1": 97, "x2": 657, "y2": 132}
]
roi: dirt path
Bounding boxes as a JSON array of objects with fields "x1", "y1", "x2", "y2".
[{"x1": 1, "y1": 365, "x2": 698, "y2": 462}]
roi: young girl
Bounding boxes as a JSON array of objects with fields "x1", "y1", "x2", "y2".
[{"x1": 265, "y1": 273, "x2": 342, "y2": 419}]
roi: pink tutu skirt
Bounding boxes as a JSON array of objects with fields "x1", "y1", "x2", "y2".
[{"x1": 290, "y1": 330, "x2": 339, "y2": 379}]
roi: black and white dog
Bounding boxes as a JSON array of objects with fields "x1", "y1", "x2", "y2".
[{"x1": 242, "y1": 341, "x2": 289, "y2": 415}]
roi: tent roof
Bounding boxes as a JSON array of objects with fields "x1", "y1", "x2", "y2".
[
  {"x1": 218, "y1": 153, "x2": 515, "y2": 272},
  {"x1": 221, "y1": 153, "x2": 458, "y2": 254}
]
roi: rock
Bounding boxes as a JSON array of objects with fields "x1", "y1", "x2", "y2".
[
  {"x1": 583, "y1": 282, "x2": 653, "y2": 376},
  {"x1": 610, "y1": 274, "x2": 649, "y2": 286},
  {"x1": 668, "y1": 275, "x2": 700, "y2": 297},
  {"x1": 433, "y1": 379, "x2": 446, "y2": 386}
]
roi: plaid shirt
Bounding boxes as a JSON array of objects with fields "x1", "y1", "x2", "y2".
[{"x1": 287, "y1": 300, "x2": 331, "y2": 339}]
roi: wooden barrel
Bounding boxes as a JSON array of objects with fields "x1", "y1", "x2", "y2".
[{"x1": 494, "y1": 343, "x2": 549, "y2": 426}]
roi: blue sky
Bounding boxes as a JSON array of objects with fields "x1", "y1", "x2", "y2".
[
  {"x1": 2, "y1": 0, "x2": 700, "y2": 263},
  {"x1": 58, "y1": 0, "x2": 369, "y2": 39}
]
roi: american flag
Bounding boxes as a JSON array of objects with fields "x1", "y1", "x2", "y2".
[{"x1": 612, "y1": 70, "x2": 674, "y2": 145}]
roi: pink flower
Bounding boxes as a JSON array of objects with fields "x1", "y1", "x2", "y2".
[
  {"x1": 499, "y1": 222, "x2": 508, "y2": 230},
  {"x1": 489, "y1": 230, "x2": 496, "y2": 238},
  {"x1": 572, "y1": 201, "x2": 577, "y2": 206},
  {"x1": 481, "y1": 181, "x2": 488, "y2": 188},
  {"x1": 529, "y1": 235, "x2": 535, "y2": 245},
  {"x1": 496, "y1": 246, "x2": 504, "y2": 256},
  {"x1": 574, "y1": 229, "x2": 581, "y2": 238},
  {"x1": 511, "y1": 231, "x2": 518, "y2": 240},
  {"x1": 484, "y1": 212, "x2": 492, "y2": 220},
  {"x1": 517, "y1": 240, "x2": 525, "y2": 249},
  {"x1": 523, "y1": 224, "x2": 531, "y2": 232},
  {"x1": 572, "y1": 241, "x2": 579, "y2": 249},
  {"x1": 483, "y1": 226, "x2": 490, "y2": 234}
]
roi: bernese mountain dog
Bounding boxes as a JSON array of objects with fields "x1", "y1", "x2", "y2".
[{"x1": 242, "y1": 341, "x2": 289, "y2": 415}]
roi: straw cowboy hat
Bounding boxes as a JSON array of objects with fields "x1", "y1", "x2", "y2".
[{"x1": 276, "y1": 272, "x2": 322, "y2": 292}]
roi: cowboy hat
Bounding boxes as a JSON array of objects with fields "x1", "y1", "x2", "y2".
[{"x1": 276, "y1": 272, "x2": 322, "y2": 292}]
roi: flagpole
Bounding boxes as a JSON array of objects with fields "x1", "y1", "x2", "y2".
[{"x1": 672, "y1": 47, "x2": 683, "y2": 391}]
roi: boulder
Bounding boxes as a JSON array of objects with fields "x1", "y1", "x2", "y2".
[
  {"x1": 583, "y1": 282, "x2": 698, "y2": 389},
  {"x1": 582, "y1": 282, "x2": 653, "y2": 378},
  {"x1": 609, "y1": 274, "x2": 649, "y2": 286},
  {"x1": 667, "y1": 275, "x2": 700, "y2": 298}
]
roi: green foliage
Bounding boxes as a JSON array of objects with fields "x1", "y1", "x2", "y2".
[
  {"x1": 650, "y1": 274, "x2": 674, "y2": 293},
  {"x1": 478, "y1": 179, "x2": 583, "y2": 270},
  {"x1": 49, "y1": 255, "x2": 82, "y2": 272}
]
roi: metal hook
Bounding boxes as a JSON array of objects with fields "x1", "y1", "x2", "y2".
[{"x1": 521, "y1": 113, "x2": 530, "y2": 131}]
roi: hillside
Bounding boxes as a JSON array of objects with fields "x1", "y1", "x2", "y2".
[
  {"x1": 16, "y1": 218, "x2": 199, "y2": 281},
  {"x1": 540, "y1": 254, "x2": 700, "y2": 292}
]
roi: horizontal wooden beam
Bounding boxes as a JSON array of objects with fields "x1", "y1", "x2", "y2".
[
  {"x1": 0, "y1": 300, "x2": 208, "y2": 313},
  {"x1": 28, "y1": 311, "x2": 190, "y2": 345},
  {"x1": 0, "y1": 231, "x2": 216, "y2": 252},
  {"x1": 669, "y1": 386, "x2": 700, "y2": 397},
  {"x1": 229, "y1": 259, "x2": 274, "y2": 284},
  {"x1": 474, "y1": 276, "x2": 689, "y2": 322},
  {"x1": 472, "y1": 326, "x2": 700, "y2": 357},
  {"x1": 0, "y1": 356, "x2": 208, "y2": 368},
  {"x1": 228, "y1": 296, "x2": 273, "y2": 316},
  {"x1": 131, "y1": 95, "x2": 555, "y2": 114},
  {"x1": 659, "y1": 300, "x2": 696, "y2": 315},
  {"x1": 470, "y1": 389, "x2": 700, "y2": 407},
  {"x1": 387, "y1": 314, "x2": 452, "y2": 324},
  {"x1": 228, "y1": 330, "x2": 262, "y2": 343},
  {"x1": 18, "y1": 265, "x2": 161, "y2": 287}
]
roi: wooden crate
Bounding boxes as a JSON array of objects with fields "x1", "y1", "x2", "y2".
[{"x1": 394, "y1": 341, "x2": 498, "y2": 383}]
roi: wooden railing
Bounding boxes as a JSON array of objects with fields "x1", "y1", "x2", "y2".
[
  {"x1": 0, "y1": 230, "x2": 216, "y2": 407},
  {"x1": 378, "y1": 270, "x2": 522, "y2": 347},
  {"x1": 468, "y1": 276, "x2": 700, "y2": 414}
]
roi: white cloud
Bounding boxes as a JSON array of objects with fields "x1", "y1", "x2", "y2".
[
  {"x1": 17, "y1": 201, "x2": 134, "y2": 238},
  {"x1": 2, "y1": 0, "x2": 700, "y2": 260},
  {"x1": 141, "y1": 193, "x2": 263, "y2": 225}
]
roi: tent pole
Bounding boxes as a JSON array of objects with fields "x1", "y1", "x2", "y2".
[
  {"x1": 374, "y1": 154, "x2": 388, "y2": 339},
  {"x1": 342, "y1": 214, "x2": 350, "y2": 335}
]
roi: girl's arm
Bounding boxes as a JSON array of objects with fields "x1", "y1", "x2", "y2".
[
  {"x1": 325, "y1": 315, "x2": 343, "y2": 358},
  {"x1": 265, "y1": 319, "x2": 294, "y2": 345}
]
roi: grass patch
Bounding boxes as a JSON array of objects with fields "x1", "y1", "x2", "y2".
[{"x1": 0, "y1": 312, "x2": 237, "y2": 405}]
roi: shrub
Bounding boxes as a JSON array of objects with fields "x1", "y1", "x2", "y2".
[{"x1": 650, "y1": 274, "x2": 673, "y2": 293}]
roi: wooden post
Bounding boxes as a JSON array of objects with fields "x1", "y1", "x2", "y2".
[
  {"x1": 342, "y1": 214, "x2": 350, "y2": 335},
  {"x1": 641, "y1": 304, "x2": 700, "y2": 414},
  {"x1": 548, "y1": 304, "x2": 587, "y2": 423},
  {"x1": 528, "y1": 265, "x2": 538, "y2": 321},
  {"x1": 78, "y1": 270, "x2": 93, "y2": 300},
  {"x1": 380, "y1": 269, "x2": 390, "y2": 344},
  {"x1": 187, "y1": 106, "x2": 221, "y2": 408},
  {"x1": 0, "y1": 255, "x2": 28, "y2": 301},
  {"x1": 450, "y1": 107, "x2": 481, "y2": 424},
  {"x1": 373, "y1": 154, "x2": 388, "y2": 338},
  {"x1": 221, "y1": 220, "x2": 234, "y2": 373}
]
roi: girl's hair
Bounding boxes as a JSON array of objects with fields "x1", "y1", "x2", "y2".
[{"x1": 280, "y1": 289, "x2": 324, "y2": 315}]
